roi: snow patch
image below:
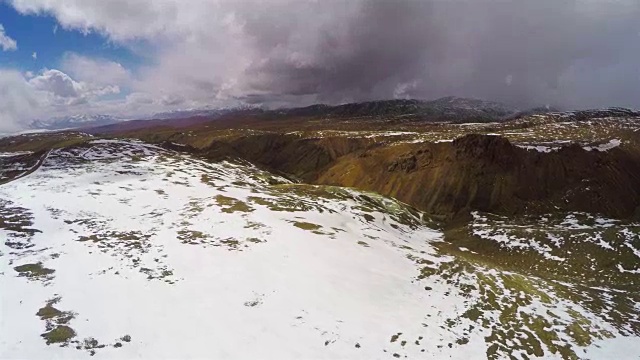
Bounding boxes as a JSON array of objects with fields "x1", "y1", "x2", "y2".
[{"x1": 584, "y1": 139, "x2": 621, "y2": 152}]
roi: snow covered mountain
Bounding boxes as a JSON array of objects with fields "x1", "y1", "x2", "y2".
[{"x1": 29, "y1": 114, "x2": 124, "y2": 131}]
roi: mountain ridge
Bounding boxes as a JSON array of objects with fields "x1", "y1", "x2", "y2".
[
  {"x1": 27, "y1": 96, "x2": 640, "y2": 134},
  {"x1": 29, "y1": 114, "x2": 124, "y2": 131}
]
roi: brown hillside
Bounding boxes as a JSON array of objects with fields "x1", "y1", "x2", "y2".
[
  {"x1": 181, "y1": 133, "x2": 640, "y2": 220},
  {"x1": 197, "y1": 134, "x2": 376, "y2": 182},
  {"x1": 4, "y1": 110, "x2": 640, "y2": 221},
  {"x1": 315, "y1": 134, "x2": 640, "y2": 219}
]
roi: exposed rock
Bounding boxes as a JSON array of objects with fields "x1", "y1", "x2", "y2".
[{"x1": 387, "y1": 154, "x2": 417, "y2": 173}]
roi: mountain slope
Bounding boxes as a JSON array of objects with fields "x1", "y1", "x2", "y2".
[
  {"x1": 315, "y1": 134, "x2": 640, "y2": 219},
  {"x1": 84, "y1": 97, "x2": 519, "y2": 135},
  {"x1": 270, "y1": 97, "x2": 518, "y2": 122},
  {"x1": 1, "y1": 140, "x2": 637, "y2": 359}
]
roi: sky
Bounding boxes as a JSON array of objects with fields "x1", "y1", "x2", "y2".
[{"x1": 0, "y1": 0, "x2": 640, "y2": 131}]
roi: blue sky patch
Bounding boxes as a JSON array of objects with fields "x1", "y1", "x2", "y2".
[{"x1": 0, "y1": 2, "x2": 145, "y2": 74}]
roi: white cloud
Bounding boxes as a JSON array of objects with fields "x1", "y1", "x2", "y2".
[
  {"x1": 29, "y1": 69, "x2": 84, "y2": 98},
  {"x1": 1, "y1": 62, "x2": 178, "y2": 131},
  {"x1": 0, "y1": 70, "x2": 40, "y2": 132},
  {"x1": 0, "y1": 24, "x2": 18, "y2": 51},
  {"x1": 126, "y1": 92, "x2": 153, "y2": 104},
  {"x1": 61, "y1": 53, "x2": 131, "y2": 87},
  {"x1": 8, "y1": 0, "x2": 344, "y2": 107},
  {"x1": 0, "y1": 67, "x2": 128, "y2": 132},
  {"x1": 32, "y1": 51, "x2": 37, "y2": 60},
  {"x1": 120, "y1": 92, "x2": 167, "y2": 115},
  {"x1": 3, "y1": 0, "x2": 640, "y2": 126},
  {"x1": 29, "y1": 69, "x2": 120, "y2": 105},
  {"x1": 11, "y1": 0, "x2": 187, "y2": 42}
]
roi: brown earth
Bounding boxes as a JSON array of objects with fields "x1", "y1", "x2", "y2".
[
  {"x1": 316, "y1": 134, "x2": 640, "y2": 220},
  {"x1": 163, "y1": 132, "x2": 640, "y2": 221},
  {"x1": 3, "y1": 112, "x2": 640, "y2": 222}
]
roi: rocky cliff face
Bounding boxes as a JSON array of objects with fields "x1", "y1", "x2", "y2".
[{"x1": 316, "y1": 134, "x2": 640, "y2": 219}]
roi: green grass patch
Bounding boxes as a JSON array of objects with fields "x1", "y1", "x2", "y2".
[
  {"x1": 14, "y1": 262, "x2": 55, "y2": 279},
  {"x1": 215, "y1": 195, "x2": 254, "y2": 213},
  {"x1": 292, "y1": 221, "x2": 323, "y2": 231},
  {"x1": 41, "y1": 325, "x2": 76, "y2": 345}
]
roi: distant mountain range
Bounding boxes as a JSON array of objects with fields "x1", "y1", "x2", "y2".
[
  {"x1": 27, "y1": 97, "x2": 530, "y2": 131},
  {"x1": 29, "y1": 114, "x2": 125, "y2": 131},
  {"x1": 268, "y1": 97, "x2": 519, "y2": 122},
  {"x1": 28, "y1": 107, "x2": 255, "y2": 131},
  {"x1": 144, "y1": 108, "x2": 240, "y2": 121},
  {"x1": 33, "y1": 97, "x2": 639, "y2": 132}
]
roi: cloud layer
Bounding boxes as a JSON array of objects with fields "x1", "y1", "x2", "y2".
[
  {"x1": 0, "y1": 24, "x2": 18, "y2": 51},
  {"x1": 0, "y1": 67, "x2": 127, "y2": 132},
  {"x1": 2, "y1": 0, "x2": 640, "y2": 130},
  {"x1": 0, "y1": 70, "x2": 38, "y2": 132}
]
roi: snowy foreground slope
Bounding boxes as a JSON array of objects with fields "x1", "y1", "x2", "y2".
[{"x1": 1, "y1": 140, "x2": 638, "y2": 359}]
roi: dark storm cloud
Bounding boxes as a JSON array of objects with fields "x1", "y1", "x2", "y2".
[
  {"x1": 9, "y1": 0, "x2": 639, "y2": 117},
  {"x1": 238, "y1": 0, "x2": 640, "y2": 109},
  {"x1": 242, "y1": 1, "x2": 442, "y2": 103}
]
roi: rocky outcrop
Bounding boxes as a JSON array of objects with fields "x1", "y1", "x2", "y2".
[{"x1": 315, "y1": 134, "x2": 640, "y2": 219}]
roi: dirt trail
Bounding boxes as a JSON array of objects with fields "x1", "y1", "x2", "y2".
[{"x1": 0, "y1": 150, "x2": 50, "y2": 186}]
